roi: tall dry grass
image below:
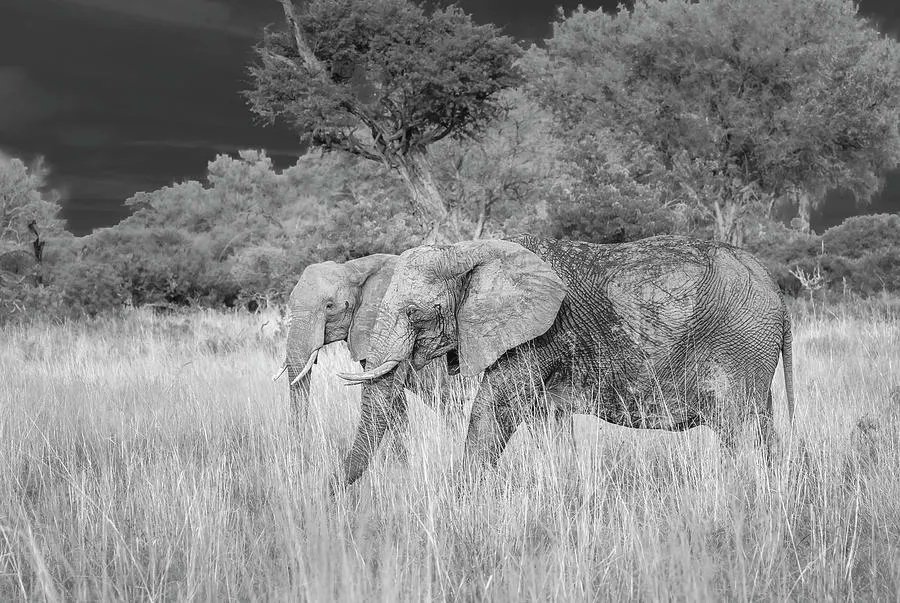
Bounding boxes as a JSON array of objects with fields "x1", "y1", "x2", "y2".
[{"x1": 1, "y1": 304, "x2": 899, "y2": 601}]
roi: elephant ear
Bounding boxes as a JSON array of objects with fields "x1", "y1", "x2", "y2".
[
  {"x1": 454, "y1": 240, "x2": 566, "y2": 376},
  {"x1": 346, "y1": 254, "x2": 398, "y2": 362}
]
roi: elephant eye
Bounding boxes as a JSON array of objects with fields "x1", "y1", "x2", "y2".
[{"x1": 325, "y1": 301, "x2": 334, "y2": 310}]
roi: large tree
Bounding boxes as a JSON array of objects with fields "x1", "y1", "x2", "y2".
[
  {"x1": 430, "y1": 88, "x2": 571, "y2": 239},
  {"x1": 246, "y1": 0, "x2": 522, "y2": 241},
  {"x1": 527, "y1": 0, "x2": 900, "y2": 244},
  {"x1": 0, "y1": 154, "x2": 66, "y2": 281}
]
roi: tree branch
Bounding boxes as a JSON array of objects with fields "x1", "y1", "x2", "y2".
[
  {"x1": 315, "y1": 130, "x2": 385, "y2": 163},
  {"x1": 276, "y1": 0, "x2": 325, "y2": 76},
  {"x1": 274, "y1": 0, "x2": 391, "y2": 148},
  {"x1": 419, "y1": 123, "x2": 454, "y2": 147}
]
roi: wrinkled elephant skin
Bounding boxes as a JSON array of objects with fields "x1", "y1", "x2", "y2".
[{"x1": 338, "y1": 235, "x2": 795, "y2": 485}]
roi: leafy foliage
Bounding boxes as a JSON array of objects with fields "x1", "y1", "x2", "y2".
[
  {"x1": 748, "y1": 214, "x2": 900, "y2": 296},
  {"x1": 0, "y1": 154, "x2": 70, "y2": 320},
  {"x1": 60, "y1": 151, "x2": 421, "y2": 312},
  {"x1": 0, "y1": 154, "x2": 65, "y2": 250},
  {"x1": 526, "y1": 0, "x2": 900, "y2": 243},
  {"x1": 247, "y1": 0, "x2": 522, "y2": 159},
  {"x1": 545, "y1": 129, "x2": 702, "y2": 244},
  {"x1": 246, "y1": 0, "x2": 523, "y2": 240},
  {"x1": 822, "y1": 214, "x2": 900, "y2": 260},
  {"x1": 429, "y1": 88, "x2": 569, "y2": 239}
]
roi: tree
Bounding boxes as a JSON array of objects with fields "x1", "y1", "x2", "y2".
[
  {"x1": 821, "y1": 213, "x2": 900, "y2": 260},
  {"x1": 527, "y1": 0, "x2": 900, "y2": 245},
  {"x1": 547, "y1": 125, "x2": 702, "y2": 244},
  {"x1": 98, "y1": 149, "x2": 421, "y2": 307},
  {"x1": 430, "y1": 88, "x2": 571, "y2": 239},
  {"x1": 0, "y1": 154, "x2": 65, "y2": 258},
  {"x1": 0, "y1": 153, "x2": 71, "y2": 320},
  {"x1": 0, "y1": 153, "x2": 67, "y2": 295},
  {"x1": 246, "y1": 0, "x2": 522, "y2": 241}
]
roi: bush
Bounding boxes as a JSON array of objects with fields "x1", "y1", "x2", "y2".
[
  {"x1": 549, "y1": 191, "x2": 681, "y2": 244},
  {"x1": 748, "y1": 214, "x2": 900, "y2": 297},
  {"x1": 822, "y1": 214, "x2": 900, "y2": 260}
]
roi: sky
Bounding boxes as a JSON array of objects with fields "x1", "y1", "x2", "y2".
[{"x1": 0, "y1": 0, "x2": 898, "y2": 235}]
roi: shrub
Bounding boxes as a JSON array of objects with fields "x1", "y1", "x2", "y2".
[{"x1": 822, "y1": 214, "x2": 900, "y2": 260}]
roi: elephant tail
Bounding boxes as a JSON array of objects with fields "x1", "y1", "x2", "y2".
[{"x1": 781, "y1": 312, "x2": 795, "y2": 423}]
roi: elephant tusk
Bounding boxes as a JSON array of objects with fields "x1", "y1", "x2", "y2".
[
  {"x1": 271, "y1": 364, "x2": 287, "y2": 381},
  {"x1": 290, "y1": 349, "x2": 319, "y2": 386},
  {"x1": 337, "y1": 372, "x2": 365, "y2": 382},
  {"x1": 337, "y1": 360, "x2": 400, "y2": 383}
]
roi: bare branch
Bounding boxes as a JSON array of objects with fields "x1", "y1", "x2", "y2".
[
  {"x1": 419, "y1": 124, "x2": 454, "y2": 147},
  {"x1": 315, "y1": 129, "x2": 385, "y2": 163},
  {"x1": 273, "y1": 1, "x2": 391, "y2": 148},
  {"x1": 276, "y1": 0, "x2": 325, "y2": 76},
  {"x1": 261, "y1": 44, "x2": 391, "y2": 157}
]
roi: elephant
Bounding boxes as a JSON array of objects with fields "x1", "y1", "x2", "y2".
[
  {"x1": 273, "y1": 254, "x2": 465, "y2": 435},
  {"x1": 337, "y1": 235, "x2": 795, "y2": 486}
]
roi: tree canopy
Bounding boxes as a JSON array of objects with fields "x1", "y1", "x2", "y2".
[
  {"x1": 0, "y1": 154, "x2": 65, "y2": 253},
  {"x1": 526, "y1": 0, "x2": 900, "y2": 244},
  {"x1": 246, "y1": 0, "x2": 523, "y2": 240}
]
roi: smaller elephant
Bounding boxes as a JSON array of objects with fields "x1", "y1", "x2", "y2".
[{"x1": 273, "y1": 255, "x2": 464, "y2": 436}]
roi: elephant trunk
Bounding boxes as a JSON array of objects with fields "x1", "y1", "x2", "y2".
[
  {"x1": 285, "y1": 308, "x2": 326, "y2": 428},
  {"x1": 337, "y1": 317, "x2": 414, "y2": 485},
  {"x1": 342, "y1": 364, "x2": 409, "y2": 485}
]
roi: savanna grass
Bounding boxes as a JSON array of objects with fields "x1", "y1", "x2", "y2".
[{"x1": 1, "y1": 304, "x2": 898, "y2": 600}]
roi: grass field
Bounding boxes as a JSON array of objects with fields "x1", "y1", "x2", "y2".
[{"x1": 1, "y1": 303, "x2": 899, "y2": 601}]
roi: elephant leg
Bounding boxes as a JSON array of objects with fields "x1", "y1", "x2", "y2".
[
  {"x1": 712, "y1": 422, "x2": 740, "y2": 458},
  {"x1": 338, "y1": 368, "x2": 407, "y2": 486},
  {"x1": 552, "y1": 408, "x2": 577, "y2": 458},
  {"x1": 709, "y1": 378, "x2": 774, "y2": 465},
  {"x1": 463, "y1": 368, "x2": 533, "y2": 473},
  {"x1": 752, "y1": 389, "x2": 776, "y2": 468},
  {"x1": 706, "y1": 390, "x2": 741, "y2": 460}
]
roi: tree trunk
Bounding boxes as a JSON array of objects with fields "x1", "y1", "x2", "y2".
[
  {"x1": 394, "y1": 149, "x2": 450, "y2": 244},
  {"x1": 470, "y1": 192, "x2": 496, "y2": 240},
  {"x1": 712, "y1": 198, "x2": 743, "y2": 246},
  {"x1": 277, "y1": 0, "x2": 324, "y2": 73},
  {"x1": 794, "y1": 187, "x2": 811, "y2": 234},
  {"x1": 27, "y1": 221, "x2": 43, "y2": 285}
]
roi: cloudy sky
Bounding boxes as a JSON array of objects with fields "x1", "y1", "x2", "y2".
[{"x1": 0, "y1": 0, "x2": 897, "y2": 234}]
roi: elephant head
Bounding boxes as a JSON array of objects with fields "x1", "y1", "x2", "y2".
[
  {"x1": 280, "y1": 254, "x2": 397, "y2": 424},
  {"x1": 336, "y1": 240, "x2": 566, "y2": 483}
]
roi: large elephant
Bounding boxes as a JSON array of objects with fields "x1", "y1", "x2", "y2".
[
  {"x1": 274, "y1": 254, "x2": 462, "y2": 431},
  {"x1": 338, "y1": 235, "x2": 795, "y2": 485}
]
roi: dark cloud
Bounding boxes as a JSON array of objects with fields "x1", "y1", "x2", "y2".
[
  {"x1": 0, "y1": 67, "x2": 74, "y2": 135},
  {"x1": 41, "y1": 0, "x2": 256, "y2": 36}
]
